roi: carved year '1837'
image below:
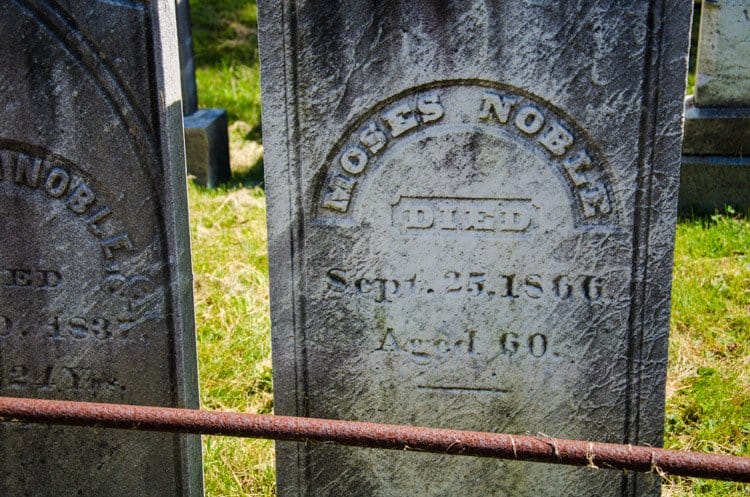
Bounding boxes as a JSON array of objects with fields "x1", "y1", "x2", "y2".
[{"x1": 0, "y1": 143, "x2": 164, "y2": 395}]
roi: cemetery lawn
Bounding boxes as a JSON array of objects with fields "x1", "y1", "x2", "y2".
[
  {"x1": 188, "y1": 175, "x2": 750, "y2": 496},
  {"x1": 190, "y1": 0, "x2": 262, "y2": 143},
  {"x1": 188, "y1": 1, "x2": 747, "y2": 495},
  {"x1": 188, "y1": 179, "x2": 274, "y2": 497},
  {"x1": 664, "y1": 210, "x2": 750, "y2": 496}
]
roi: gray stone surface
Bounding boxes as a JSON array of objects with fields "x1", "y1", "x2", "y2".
[
  {"x1": 0, "y1": 1, "x2": 202, "y2": 496},
  {"x1": 694, "y1": 0, "x2": 750, "y2": 107},
  {"x1": 679, "y1": 156, "x2": 750, "y2": 213},
  {"x1": 175, "y1": 0, "x2": 231, "y2": 188},
  {"x1": 682, "y1": 0, "x2": 750, "y2": 214},
  {"x1": 176, "y1": 0, "x2": 199, "y2": 116},
  {"x1": 259, "y1": 1, "x2": 690, "y2": 496},
  {"x1": 185, "y1": 108, "x2": 231, "y2": 187},
  {"x1": 682, "y1": 96, "x2": 750, "y2": 156}
]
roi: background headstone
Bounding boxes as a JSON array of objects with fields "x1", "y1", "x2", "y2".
[
  {"x1": 679, "y1": 0, "x2": 750, "y2": 213},
  {"x1": 175, "y1": 0, "x2": 231, "y2": 188},
  {"x1": 184, "y1": 108, "x2": 231, "y2": 187},
  {"x1": 694, "y1": 0, "x2": 750, "y2": 107},
  {"x1": 259, "y1": 1, "x2": 690, "y2": 496},
  {"x1": 0, "y1": 1, "x2": 202, "y2": 496},
  {"x1": 176, "y1": 0, "x2": 199, "y2": 117}
]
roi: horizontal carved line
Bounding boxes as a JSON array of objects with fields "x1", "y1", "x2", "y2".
[{"x1": 417, "y1": 385, "x2": 510, "y2": 394}]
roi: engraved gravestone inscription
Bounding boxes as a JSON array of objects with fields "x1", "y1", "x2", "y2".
[
  {"x1": 259, "y1": 2, "x2": 690, "y2": 496},
  {"x1": 0, "y1": 2, "x2": 202, "y2": 496}
]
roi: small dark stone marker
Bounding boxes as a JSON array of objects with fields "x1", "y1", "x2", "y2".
[{"x1": 175, "y1": 0, "x2": 231, "y2": 188}]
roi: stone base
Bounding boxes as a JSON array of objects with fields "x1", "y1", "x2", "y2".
[
  {"x1": 679, "y1": 155, "x2": 750, "y2": 215},
  {"x1": 184, "y1": 108, "x2": 230, "y2": 187},
  {"x1": 682, "y1": 96, "x2": 750, "y2": 156}
]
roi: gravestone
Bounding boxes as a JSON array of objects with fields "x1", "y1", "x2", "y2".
[
  {"x1": 0, "y1": 1, "x2": 202, "y2": 496},
  {"x1": 694, "y1": 0, "x2": 750, "y2": 107},
  {"x1": 260, "y1": 1, "x2": 691, "y2": 496},
  {"x1": 184, "y1": 108, "x2": 231, "y2": 188},
  {"x1": 175, "y1": 0, "x2": 231, "y2": 187},
  {"x1": 176, "y1": 0, "x2": 199, "y2": 116},
  {"x1": 679, "y1": 0, "x2": 750, "y2": 213}
]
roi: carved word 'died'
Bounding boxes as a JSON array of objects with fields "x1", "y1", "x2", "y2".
[{"x1": 392, "y1": 197, "x2": 534, "y2": 235}]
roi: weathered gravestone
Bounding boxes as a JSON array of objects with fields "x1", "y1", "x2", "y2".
[
  {"x1": 0, "y1": 1, "x2": 202, "y2": 496},
  {"x1": 694, "y1": 0, "x2": 750, "y2": 107},
  {"x1": 679, "y1": 0, "x2": 750, "y2": 213},
  {"x1": 259, "y1": 2, "x2": 690, "y2": 496},
  {"x1": 175, "y1": 0, "x2": 231, "y2": 188}
]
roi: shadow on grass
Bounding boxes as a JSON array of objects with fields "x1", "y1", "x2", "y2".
[
  {"x1": 190, "y1": 0, "x2": 258, "y2": 68},
  {"x1": 236, "y1": 121, "x2": 262, "y2": 144},
  {"x1": 191, "y1": 158, "x2": 264, "y2": 192},
  {"x1": 678, "y1": 205, "x2": 748, "y2": 224},
  {"x1": 228, "y1": 158, "x2": 265, "y2": 189},
  {"x1": 188, "y1": 156, "x2": 264, "y2": 193}
]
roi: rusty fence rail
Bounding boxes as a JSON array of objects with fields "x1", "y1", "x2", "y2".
[{"x1": 0, "y1": 396, "x2": 749, "y2": 483}]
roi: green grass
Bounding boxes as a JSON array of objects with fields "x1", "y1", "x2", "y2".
[
  {"x1": 188, "y1": 181, "x2": 274, "y2": 496},
  {"x1": 190, "y1": 0, "x2": 262, "y2": 141},
  {"x1": 663, "y1": 210, "x2": 750, "y2": 496},
  {"x1": 187, "y1": 2, "x2": 747, "y2": 495}
]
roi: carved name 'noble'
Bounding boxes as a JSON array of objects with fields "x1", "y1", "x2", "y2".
[
  {"x1": 317, "y1": 82, "x2": 618, "y2": 228},
  {"x1": 0, "y1": 144, "x2": 163, "y2": 347}
]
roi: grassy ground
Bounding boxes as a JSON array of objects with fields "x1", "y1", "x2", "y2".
[
  {"x1": 663, "y1": 210, "x2": 750, "y2": 496},
  {"x1": 190, "y1": 0, "x2": 265, "y2": 183},
  {"x1": 189, "y1": 180, "x2": 274, "y2": 496},
  {"x1": 188, "y1": 192, "x2": 750, "y2": 497},
  {"x1": 187, "y1": 2, "x2": 748, "y2": 495},
  {"x1": 190, "y1": 0, "x2": 261, "y2": 137}
]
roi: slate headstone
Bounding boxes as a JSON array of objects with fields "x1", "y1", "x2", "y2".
[
  {"x1": 259, "y1": 1, "x2": 690, "y2": 496},
  {"x1": 0, "y1": 1, "x2": 202, "y2": 496},
  {"x1": 176, "y1": 0, "x2": 199, "y2": 116},
  {"x1": 184, "y1": 108, "x2": 232, "y2": 188},
  {"x1": 174, "y1": 0, "x2": 231, "y2": 187}
]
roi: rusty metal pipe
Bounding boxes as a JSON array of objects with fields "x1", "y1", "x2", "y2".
[{"x1": 0, "y1": 396, "x2": 748, "y2": 483}]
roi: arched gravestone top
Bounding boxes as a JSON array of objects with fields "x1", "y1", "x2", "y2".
[
  {"x1": 0, "y1": 1, "x2": 202, "y2": 496},
  {"x1": 259, "y1": 2, "x2": 691, "y2": 496},
  {"x1": 315, "y1": 81, "x2": 619, "y2": 228}
]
